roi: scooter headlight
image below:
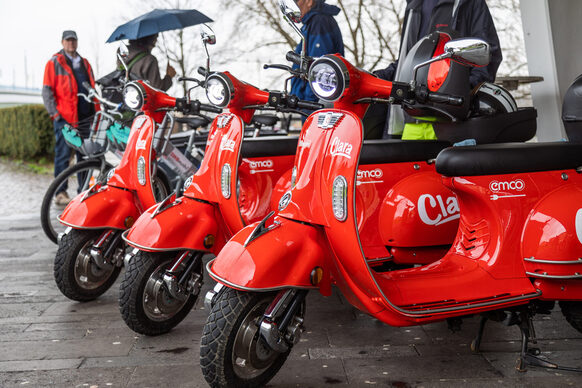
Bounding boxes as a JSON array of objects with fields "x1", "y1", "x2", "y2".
[
  {"x1": 123, "y1": 82, "x2": 146, "y2": 111},
  {"x1": 137, "y1": 156, "x2": 146, "y2": 186},
  {"x1": 332, "y1": 175, "x2": 347, "y2": 222},
  {"x1": 221, "y1": 163, "x2": 231, "y2": 199},
  {"x1": 309, "y1": 56, "x2": 349, "y2": 102},
  {"x1": 206, "y1": 73, "x2": 234, "y2": 108}
]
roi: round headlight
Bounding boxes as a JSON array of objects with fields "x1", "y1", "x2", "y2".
[
  {"x1": 309, "y1": 56, "x2": 349, "y2": 102},
  {"x1": 206, "y1": 74, "x2": 233, "y2": 108},
  {"x1": 123, "y1": 82, "x2": 145, "y2": 111}
]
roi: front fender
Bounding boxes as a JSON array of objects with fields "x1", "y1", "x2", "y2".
[
  {"x1": 124, "y1": 196, "x2": 225, "y2": 253},
  {"x1": 58, "y1": 185, "x2": 140, "y2": 230},
  {"x1": 208, "y1": 216, "x2": 332, "y2": 295}
]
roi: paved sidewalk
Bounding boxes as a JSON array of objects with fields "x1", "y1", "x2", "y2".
[{"x1": 0, "y1": 160, "x2": 581, "y2": 387}]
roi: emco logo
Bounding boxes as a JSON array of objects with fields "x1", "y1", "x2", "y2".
[
  {"x1": 489, "y1": 179, "x2": 525, "y2": 192},
  {"x1": 418, "y1": 194, "x2": 460, "y2": 226},
  {"x1": 329, "y1": 137, "x2": 353, "y2": 159},
  {"x1": 357, "y1": 169, "x2": 383, "y2": 179},
  {"x1": 219, "y1": 136, "x2": 236, "y2": 152},
  {"x1": 249, "y1": 160, "x2": 273, "y2": 169},
  {"x1": 136, "y1": 139, "x2": 147, "y2": 151}
]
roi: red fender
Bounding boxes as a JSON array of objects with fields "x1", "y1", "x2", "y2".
[
  {"x1": 123, "y1": 196, "x2": 227, "y2": 253},
  {"x1": 58, "y1": 185, "x2": 140, "y2": 230},
  {"x1": 208, "y1": 216, "x2": 333, "y2": 295}
]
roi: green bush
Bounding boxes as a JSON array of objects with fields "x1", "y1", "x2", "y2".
[{"x1": 0, "y1": 104, "x2": 53, "y2": 159}]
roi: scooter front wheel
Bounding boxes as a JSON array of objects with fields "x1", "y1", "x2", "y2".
[
  {"x1": 119, "y1": 250, "x2": 198, "y2": 336},
  {"x1": 200, "y1": 288, "x2": 290, "y2": 388},
  {"x1": 54, "y1": 229, "x2": 121, "y2": 301}
]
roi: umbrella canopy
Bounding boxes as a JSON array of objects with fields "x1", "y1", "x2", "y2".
[{"x1": 106, "y1": 9, "x2": 213, "y2": 43}]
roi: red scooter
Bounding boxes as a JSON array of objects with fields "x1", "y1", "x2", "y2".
[
  {"x1": 119, "y1": 68, "x2": 321, "y2": 335},
  {"x1": 200, "y1": 40, "x2": 582, "y2": 385},
  {"x1": 54, "y1": 79, "x2": 220, "y2": 301}
]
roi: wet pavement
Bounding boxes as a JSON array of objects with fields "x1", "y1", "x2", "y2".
[{"x1": 0, "y1": 160, "x2": 581, "y2": 387}]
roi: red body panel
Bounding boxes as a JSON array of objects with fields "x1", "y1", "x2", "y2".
[{"x1": 59, "y1": 185, "x2": 140, "y2": 230}]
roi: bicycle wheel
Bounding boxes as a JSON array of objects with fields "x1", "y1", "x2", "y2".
[{"x1": 41, "y1": 159, "x2": 112, "y2": 244}]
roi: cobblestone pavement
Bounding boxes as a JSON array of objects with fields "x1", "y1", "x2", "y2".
[{"x1": 0, "y1": 160, "x2": 581, "y2": 387}]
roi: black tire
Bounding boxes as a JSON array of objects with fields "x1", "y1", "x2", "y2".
[
  {"x1": 200, "y1": 288, "x2": 290, "y2": 388},
  {"x1": 54, "y1": 229, "x2": 121, "y2": 301},
  {"x1": 559, "y1": 301, "x2": 582, "y2": 334},
  {"x1": 119, "y1": 250, "x2": 197, "y2": 336},
  {"x1": 41, "y1": 159, "x2": 112, "y2": 244}
]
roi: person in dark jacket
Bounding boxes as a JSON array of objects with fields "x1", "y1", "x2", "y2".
[
  {"x1": 42, "y1": 30, "x2": 97, "y2": 205},
  {"x1": 125, "y1": 34, "x2": 176, "y2": 91},
  {"x1": 290, "y1": 0, "x2": 344, "y2": 103},
  {"x1": 369, "y1": 0, "x2": 502, "y2": 139}
]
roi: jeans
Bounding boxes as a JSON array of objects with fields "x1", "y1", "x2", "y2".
[{"x1": 54, "y1": 117, "x2": 71, "y2": 194}]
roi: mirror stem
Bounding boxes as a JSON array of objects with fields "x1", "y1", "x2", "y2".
[{"x1": 411, "y1": 53, "x2": 451, "y2": 89}]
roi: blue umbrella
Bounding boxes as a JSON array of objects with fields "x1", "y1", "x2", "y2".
[{"x1": 106, "y1": 9, "x2": 213, "y2": 43}]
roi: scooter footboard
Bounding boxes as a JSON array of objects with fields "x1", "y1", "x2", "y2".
[
  {"x1": 58, "y1": 185, "x2": 140, "y2": 230},
  {"x1": 208, "y1": 216, "x2": 333, "y2": 295}
]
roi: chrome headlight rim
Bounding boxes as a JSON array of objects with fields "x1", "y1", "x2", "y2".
[
  {"x1": 308, "y1": 55, "x2": 349, "y2": 102},
  {"x1": 205, "y1": 73, "x2": 234, "y2": 108},
  {"x1": 123, "y1": 81, "x2": 146, "y2": 111}
]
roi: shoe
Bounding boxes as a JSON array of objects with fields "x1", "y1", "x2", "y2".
[{"x1": 54, "y1": 192, "x2": 71, "y2": 206}]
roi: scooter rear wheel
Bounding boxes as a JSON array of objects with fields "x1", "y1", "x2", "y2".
[
  {"x1": 559, "y1": 301, "x2": 582, "y2": 334},
  {"x1": 54, "y1": 229, "x2": 121, "y2": 301},
  {"x1": 118, "y1": 250, "x2": 197, "y2": 336},
  {"x1": 200, "y1": 288, "x2": 290, "y2": 388}
]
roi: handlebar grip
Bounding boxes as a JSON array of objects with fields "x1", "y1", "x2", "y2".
[
  {"x1": 199, "y1": 103, "x2": 222, "y2": 113},
  {"x1": 286, "y1": 51, "x2": 301, "y2": 66},
  {"x1": 197, "y1": 67, "x2": 208, "y2": 77},
  {"x1": 82, "y1": 81, "x2": 92, "y2": 91},
  {"x1": 296, "y1": 100, "x2": 323, "y2": 111},
  {"x1": 428, "y1": 92, "x2": 464, "y2": 106}
]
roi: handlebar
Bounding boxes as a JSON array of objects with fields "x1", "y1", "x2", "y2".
[
  {"x1": 296, "y1": 99, "x2": 323, "y2": 110},
  {"x1": 285, "y1": 51, "x2": 302, "y2": 66},
  {"x1": 426, "y1": 91, "x2": 464, "y2": 106},
  {"x1": 197, "y1": 66, "x2": 208, "y2": 77},
  {"x1": 197, "y1": 102, "x2": 222, "y2": 114},
  {"x1": 78, "y1": 81, "x2": 122, "y2": 110},
  {"x1": 175, "y1": 98, "x2": 222, "y2": 114}
]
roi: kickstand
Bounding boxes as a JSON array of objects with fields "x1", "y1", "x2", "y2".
[
  {"x1": 516, "y1": 310, "x2": 582, "y2": 373},
  {"x1": 470, "y1": 316, "x2": 488, "y2": 353}
]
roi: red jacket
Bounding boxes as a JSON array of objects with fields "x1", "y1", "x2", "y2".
[{"x1": 42, "y1": 50, "x2": 96, "y2": 125}]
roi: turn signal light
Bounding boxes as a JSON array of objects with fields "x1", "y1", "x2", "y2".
[
  {"x1": 124, "y1": 216, "x2": 135, "y2": 228},
  {"x1": 310, "y1": 266, "x2": 323, "y2": 286},
  {"x1": 203, "y1": 234, "x2": 215, "y2": 249}
]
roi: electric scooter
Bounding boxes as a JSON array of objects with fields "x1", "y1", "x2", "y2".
[
  {"x1": 53, "y1": 76, "x2": 220, "y2": 302},
  {"x1": 200, "y1": 12, "x2": 559, "y2": 388},
  {"x1": 119, "y1": 62, "x2": 322, "y2": 335}
]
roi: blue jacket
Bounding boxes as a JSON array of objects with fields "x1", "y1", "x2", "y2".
[
  {"x1": 375, "y1": 0, "x2": 502, "y2": 88},
  {"x1": 290, "y1": 0, "x2": 344, "y2": 102}
]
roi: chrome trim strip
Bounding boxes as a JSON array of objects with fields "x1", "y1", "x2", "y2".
[
  {"x1": 56, "y1": 218, "x2": 124, "y2": 231},
  {"x1": 524, "y1": 257, "x2": 582, "y2": 265},
  {"x1": 526, "y1": 271, "x2": 582, "y2": 279},
  {"x1": 206, "y1": 259, "x2": 314, "y2": 292}
]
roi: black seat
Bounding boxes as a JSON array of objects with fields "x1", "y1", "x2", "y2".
[
  {"x1": 436, "y1": 142, "x2": 582, "y2": 177},
  {"x1": 241, "y1": 136, "x2": 299, "y2": 158},
  {"x1": 360, "y1": 139, "x2": 451, "y2": 165},
  {"x1": 252, "y1": 114, "x2": 279, "y2": 127},
  {"x1": 433, "y1": 107, "x2": 537, "y2": 144},
  {"x1": 175, "y1": 116, "x2": 211, "y2": 129}
]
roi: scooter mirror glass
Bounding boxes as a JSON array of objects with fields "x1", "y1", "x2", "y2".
[
  {"x1": 117, "y1": 42, "x2": 129, "y2": 72},
  {"x1": 445, "y1": 38, "x2": 490, "y2": 67},
  {"x1": 279, "y1": 0, "x2": 302, "y2": 23},
  {"x1": 200, "y1": 24, "x2": 216, "y2": 46}
]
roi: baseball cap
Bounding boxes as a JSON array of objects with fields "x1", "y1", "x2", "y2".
[{"x1": 62, "y1": 30, "x2": 78, "y2": 40}]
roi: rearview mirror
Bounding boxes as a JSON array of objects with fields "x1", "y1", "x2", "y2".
[
  {"x1": 444, "y1": 38, "x2": 490, "y2": 67},
  {"x1": 279, "y1": 0, "x2": 302, "y2": 23},
  {"x1": 200, "y1": 24, "x2": 216, "y2": 78}
]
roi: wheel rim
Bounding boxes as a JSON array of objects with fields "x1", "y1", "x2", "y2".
[
  {"x1": 73, "y1": 237, "x2": 116, "y2": 290},
  {"x1": 231, "y1": 300, "x2": 279, "y2": 380},
  {"x1": 142, "y1": 260, "x2": 189, "y2": 322},
  {"x1": 152, "y1": 176, "x2": 169, "y2": 202}
]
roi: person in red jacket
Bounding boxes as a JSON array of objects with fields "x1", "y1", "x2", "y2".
[{"x1": 42, "y1": 30, "x2": 96, "y2": 205}]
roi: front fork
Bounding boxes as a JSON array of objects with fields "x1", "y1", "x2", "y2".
[
  {"x1": 260, "y1": 289, "x2": 308, "y2": 353},
  {"x1": 125, "y1": 248, "x2": 204, "y2": 300}
]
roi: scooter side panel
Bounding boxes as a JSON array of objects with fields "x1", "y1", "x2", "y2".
[
  {"x1": 107, "y1": 115, "x2": 157, "y2": 209},
  {"x1": 377, "y1": 171, "x2": 459, "y2": 247},
  {"x1": 58, "y1": 185, "x2": 140, "y2": 230},
  {"x1": 124, "y1": 196, "x2": 225, "y2": 252},
  {"x1": 208, "y1": 216, "x2": 332, "y2": 293}
]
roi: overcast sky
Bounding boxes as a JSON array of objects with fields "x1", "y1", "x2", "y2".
[{"x1": 0, "y1": 0, "x2": 224, "y2": 91}]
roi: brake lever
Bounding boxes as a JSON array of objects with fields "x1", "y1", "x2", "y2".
[{"x1": 263, "y1": 64, "x2": 302, "y2": 77}]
